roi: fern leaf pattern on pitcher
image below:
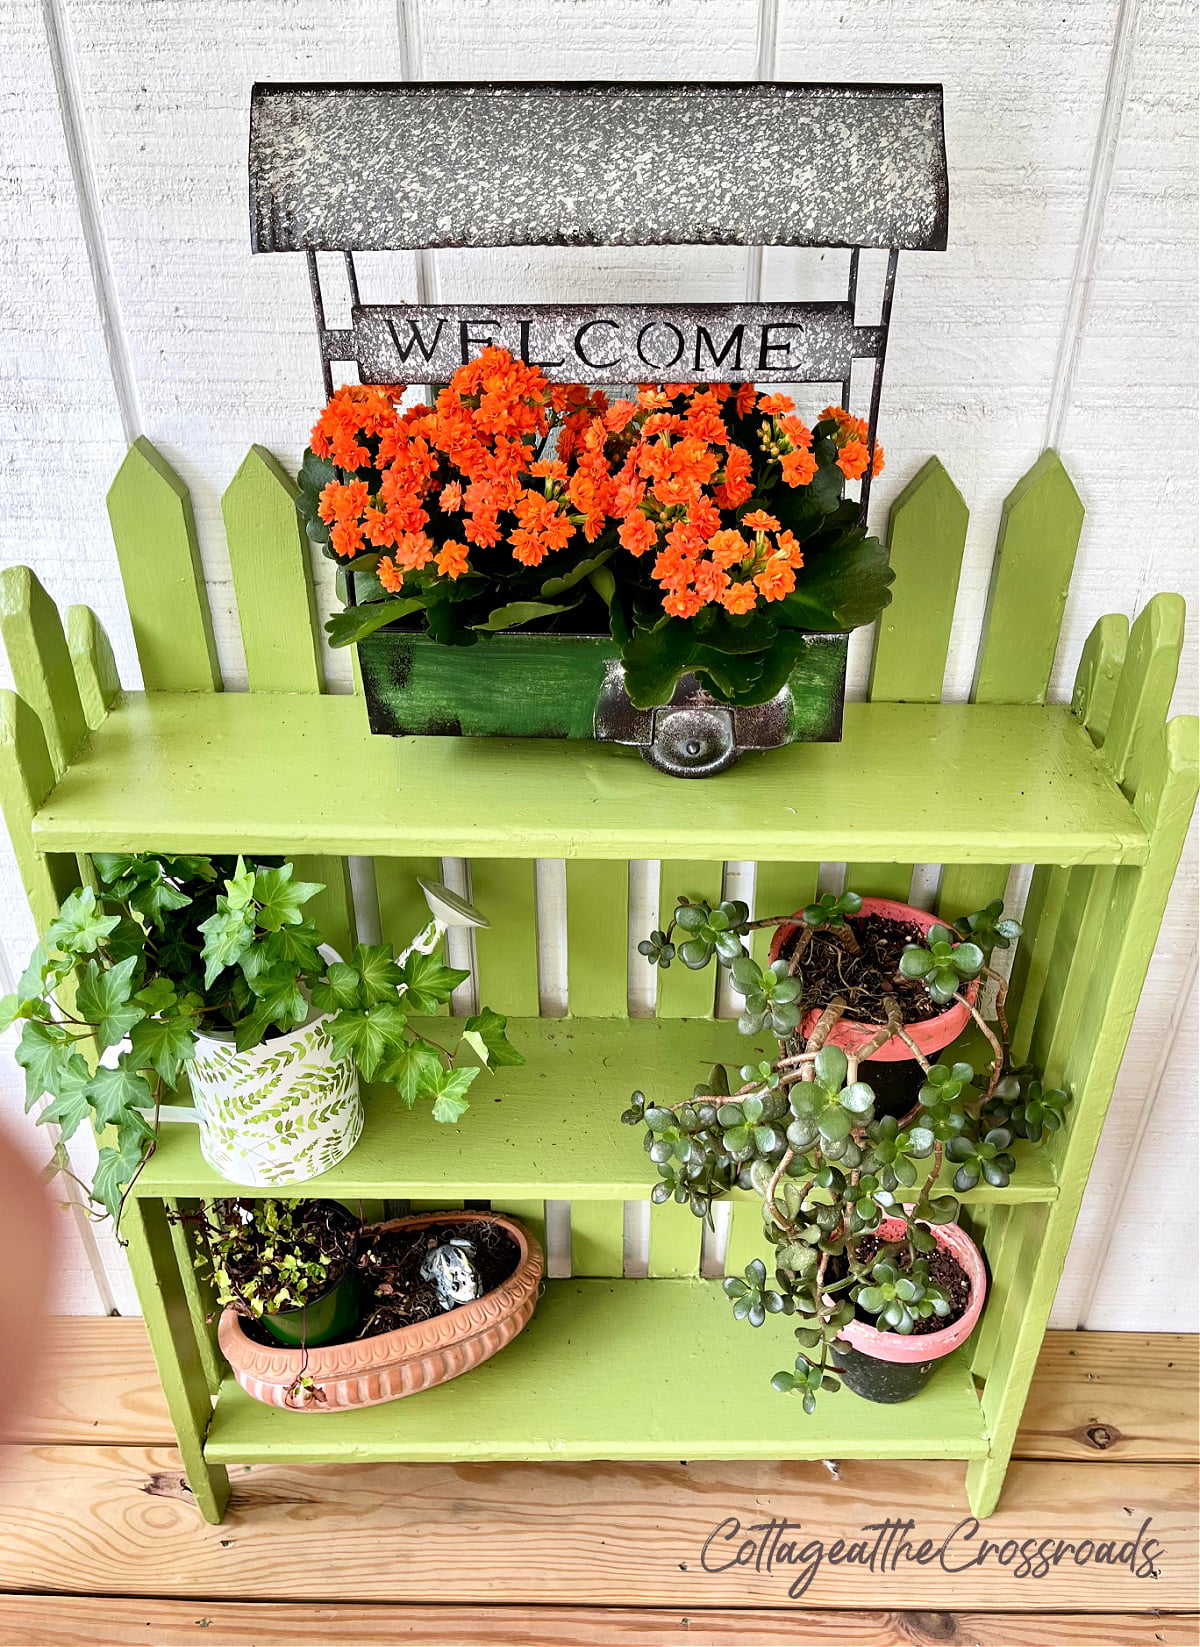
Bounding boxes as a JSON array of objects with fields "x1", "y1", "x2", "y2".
[{"x1": 189, "y1": 1015, "x2": 363, "y2": 1187}]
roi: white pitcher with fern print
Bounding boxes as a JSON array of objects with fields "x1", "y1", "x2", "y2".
[{"x1": 189, "y1": 1013, "x2": 362, "y2": 1188}]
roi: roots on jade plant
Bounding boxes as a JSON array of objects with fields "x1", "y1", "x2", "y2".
[
  {"x1": 3, "y1": 854, "x2": 522, "y2": 1224},
  {"x1": 622, "y1": 892, "x2": 1069, "y2": 1412}
]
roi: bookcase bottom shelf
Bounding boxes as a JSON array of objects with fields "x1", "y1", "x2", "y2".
[{"x1": 204, "y1": 1278, "x2": 989, "y2": 1466}]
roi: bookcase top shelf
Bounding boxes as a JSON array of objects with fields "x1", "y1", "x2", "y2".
[{"x1": 31, "y1": 691, "x2": 1145, "y2": 866}]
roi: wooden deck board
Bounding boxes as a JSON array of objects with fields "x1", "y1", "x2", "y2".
[
  {"x1": 0, "y1": 1445, "x2": 1193, "y2": 1609},
  {"x1": 0, "y1": 1321, "x2": 1194, "y2": 1635},
  {"x1": 0, "y1": 1596, "x2": 1194, "y2": 1647}
]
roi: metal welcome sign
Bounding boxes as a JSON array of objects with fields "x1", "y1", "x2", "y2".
[{"x1": 248, "y1": 81, "x2": 948, "y2": 775}]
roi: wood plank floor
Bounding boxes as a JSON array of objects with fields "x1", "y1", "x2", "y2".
[{"x1": 0, "y1": 1322, "x2": 1194, "y2": 1646}]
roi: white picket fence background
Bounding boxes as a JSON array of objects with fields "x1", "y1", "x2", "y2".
[{"x1": 1, "y1": 0, "x2": 1195, "y2": 1326}]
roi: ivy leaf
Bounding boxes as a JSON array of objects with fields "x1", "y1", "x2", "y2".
[
  {"x1": 325, "y1": 597, "x2": 425, "y2": 648},
  {"x1": 399, "y1": 950, "x2": 469, "y2": 1013},
  {"x1": 224, "y1": 858, "x2": 257, "y2": 911},
  {"x1": 44, "y1": 887, "x2": 120, "y2": 955},
  {"x1": 128, "y1": 1013, "x2": 198, "y2": 1085},
  {"x1": 18, "y1": 942, "x2": 66, "y2": 999},
  {"x1": 310, "y1": 961, "x2": 363, "y2": 1012},
  {"x1": 380, "y1": 1037, "x2": 443, "y2": 1106},
  {"x1": 428, "y1": 1064, "x2": 480, "y2": 1124},
  {"x1": 15, "y1": 1019, "x2": 74, "y2": 1106},
  {"x1": 351, "y1": 944, "x2": 407, "y2": 1005},
  {"x1": 92, "y1": 1130, "x2": 151, "y2": 1221},
  {"x1": 198, "y1": 902, "x2": 255, "y2": 987},
  {"x1": 240, "y1": 923, "x2": 325, "y2": 988},
  {"x1": 76, "y1": 956, "x2": 145, "y2": 1050},
  {"x1": 461, "y1": 1008, "x2": 524, "y2": 1068},
  {"x1": 253, "y1": 865, "x2": 324, "y2": 931},
  {"x1": 36, "y1": 1052, "x2": 94, "y2": 1141},
  {"x1": 126, "y1": 870, "x2": 193, "y2": 931},
  {"x1": 134, "y1": 976, "x2": 177, "y2": 1015},
  {"x1": 85, "y1": 1060, "x2": 154, "y2": 1128},
  {"x1": 327, "y1": 1001, "x2": 411, "y2": 1079}
]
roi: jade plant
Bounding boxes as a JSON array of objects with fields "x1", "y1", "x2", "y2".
[
  {"x1": 4, "y1": 854, "x2": 520, "y2": 1220},
  {"x1": 621, "y1": 891, "x2": 1069, "y2": 1410}
]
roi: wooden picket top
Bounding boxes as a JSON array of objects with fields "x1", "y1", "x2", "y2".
[{"x1": 0, "y1": 439, "x2": 1194, "y2": 1527}]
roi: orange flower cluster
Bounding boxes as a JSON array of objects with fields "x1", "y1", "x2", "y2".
[
  {"x1": 312, "y1": 354, "x2": 606, "y2": 590},
  {"x1": 308, "y1": 349, "x2": 884, "y2": 623},
  {"x1": 820, "y1": 405, "x2": 887, "y2": 483}
]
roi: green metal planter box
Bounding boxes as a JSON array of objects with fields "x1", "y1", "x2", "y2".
[{"x1": 356, "y1": 627, "x2": 849, "y2": 777}]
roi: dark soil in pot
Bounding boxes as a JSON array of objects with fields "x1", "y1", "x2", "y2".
[
  {"x1": 844, "y1": 1234, "x2": 973, "y2": 1332},
  {"x1": 357, "y1": 1218, "x2": 522, "y2": 1338},
  {"x1": 779, "y1": 911, "x2": 942, "y2": 1025},
  {"x1": 830, "y1": 1235, "x2": 973, "y2": 1404}
]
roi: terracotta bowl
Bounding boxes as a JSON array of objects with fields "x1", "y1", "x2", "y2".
[{"x1": 218, "y1": 1210, "x2": 544, "y2": 1412}]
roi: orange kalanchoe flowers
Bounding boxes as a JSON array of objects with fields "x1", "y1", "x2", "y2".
[{"x1": 306, "y1": 349, "x2": 882, "y2": 627}]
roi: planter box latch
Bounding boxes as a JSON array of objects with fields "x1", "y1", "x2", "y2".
[{"x1": 594, "y1": 660, "x2": 792, "y2": 777}]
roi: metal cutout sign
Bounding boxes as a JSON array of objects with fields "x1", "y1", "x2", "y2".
[{"x1": 329, "y1": 303, "x2": 883, "y2": 386}]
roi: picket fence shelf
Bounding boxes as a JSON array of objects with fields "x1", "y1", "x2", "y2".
[{"x1": 1, "y1": 439, "x2": 1195, "y2": 1530}]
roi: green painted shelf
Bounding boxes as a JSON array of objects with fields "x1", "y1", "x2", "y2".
[
  {"x1": 4, "y1": 438, "x2": 1192, "y2": 1527},
  {"x1": 31, "y1": 692, "x2": 1145, "y2": 865},
  {"x1": 135, "y1": 1017, "x2": 1058, "y2": 1205},
  {"x1": 204, "y1": 1279, "x2": 989, "y2": 1466}
]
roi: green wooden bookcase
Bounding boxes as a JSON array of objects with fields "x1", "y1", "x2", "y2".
[{"x1": 0, "y1": 442, "x2": 1194, "y2": 1526}]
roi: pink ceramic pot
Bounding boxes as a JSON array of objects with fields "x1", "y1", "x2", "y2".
[
  {"x1": 768, "y1": 896, "x2": 980, "y2": 1062},
  {"x1": 834, "y1": 1217, "x2": 987, "y2": 1404},
  {"x1": 218, "y1": 1210, "x2": 543, "y2": 1412},
  {"x1": 837, "y1": 1217, "x2": 987, "y2": 1363}
]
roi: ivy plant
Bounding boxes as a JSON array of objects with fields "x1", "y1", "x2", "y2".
[
  {"x1": 4, "y1": 854, "x2": 521, "y2": 1221},
  {"x1": 621, "y1": 887, "x2": 1069, "y2": 1410}
]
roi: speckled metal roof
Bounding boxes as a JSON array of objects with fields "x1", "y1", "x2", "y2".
[{"x1": 249, "y1": 82, "x2": 948, "y2": 253}]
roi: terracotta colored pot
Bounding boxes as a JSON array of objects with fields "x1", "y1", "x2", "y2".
[
  {"x1": 218, "y1": 1211, "x2": 543, "y2": 1411},
  {"x1": 767, "y1": 896, "x2": 980, "y2": 1062},
  {"x1": 834, "y1": 1217, "x2": 987, "y2": 1404}
]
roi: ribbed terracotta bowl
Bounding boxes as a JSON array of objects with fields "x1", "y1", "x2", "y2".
[{"x1": 218, "y1": 1210, "x2": 544, "y2": 1412}]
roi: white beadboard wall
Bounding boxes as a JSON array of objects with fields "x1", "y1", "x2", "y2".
[{"x1": 0, "y1": 0, "x2": 1195, "y2": 1326}]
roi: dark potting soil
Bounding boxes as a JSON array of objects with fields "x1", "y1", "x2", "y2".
[
  {"x1": 843, "y1": 1233, "x2": 972, "y2": 1336},
  {"x1": 779, "y1": 911, "x2": 943, "y2": 1027},
  {"x1": 355, "y1": 1219, "x2": 521, "y2": 1339}
]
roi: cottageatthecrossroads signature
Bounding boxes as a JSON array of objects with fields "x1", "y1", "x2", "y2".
[{"x1": 699, "y1": 1513, "x2": 1165, "y2": 1599}]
